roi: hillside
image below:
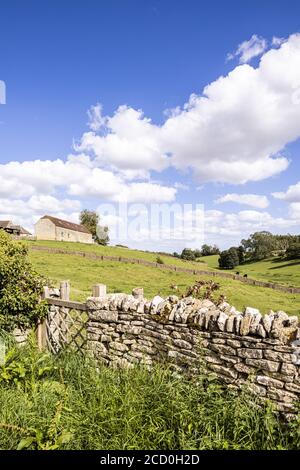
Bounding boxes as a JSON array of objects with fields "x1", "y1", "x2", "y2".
[
  {"x1": 199, "y1": 255, "x2": 300, "y2": 288},
  {"x1": 25, "y1": 240, "x2": 300, "y2": 316}
]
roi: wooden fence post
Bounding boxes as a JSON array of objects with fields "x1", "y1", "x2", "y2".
[
  {"x1": 92, "y1": 284, "x2": 107, "y2": 298},
  {"x1": 60, "y1": 281, "x2": 70, "y2": 301},
  {"x1": 37, "y1": 286, "x2": 49, "y2": 351}
]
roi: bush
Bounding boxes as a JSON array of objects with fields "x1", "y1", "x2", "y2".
[
  {"x1": 181, "y1": 248, "x2": 196, "y2": 261},
  {"x1": 218, "y1": 247, "x2": 240, "y2": 269},
  {"x1": 156, "y1": 256, "x2": 164, "y2": 264},
  {"x1": 286, "y1": 243, "x2": 300, "y2": 260},
  {"x1": 0, "y1": 231, "x2": 47, "y2": 331}
]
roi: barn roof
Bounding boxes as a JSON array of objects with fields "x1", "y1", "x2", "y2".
[
  {"x1": 0, "y1": 221, "x2": 12, "y2": 229},
  {"x1": 41, "y1": 215, "x2": 91, "y2": 234}
]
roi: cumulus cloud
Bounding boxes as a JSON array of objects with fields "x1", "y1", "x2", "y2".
[
  {"x1": 273, "y1": 181, "x2": 300, "y2": 202},
  {"x1": 227, "y1": 34, "x2": 268, "y2": 63},
  {"x1": 87, "y1": 103, "x2": 108, "y2": 132},
  {"x1": 0, "y1": 157, "x2": 176, "y2": 205},
  {"x1": 272, "y1": 36, "x2": 286, "y2": 47},
  {"x1": 204, "y1": 209, "x2": 299, "y2": 239},
  {"x1": 216, "y1": 193, "x2": 269, "y2": 209},
  {"x1": 289, "y1": 202, "x2": 300, "y2": 220},
  {"x1": 0, "y1": 195, "x2": 82, "y2": 232},
  {"x1": 75, "y1": 34, "x2": 300, "y2": 185}
]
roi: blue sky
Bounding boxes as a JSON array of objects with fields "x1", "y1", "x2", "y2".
[{"x1": 1, "y1": 0, "x2": 300, "y2": 251}]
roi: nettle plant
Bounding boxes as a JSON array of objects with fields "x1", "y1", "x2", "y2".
[{"x1": 0, "y1": 231, "x2": 48, "y2": 331}]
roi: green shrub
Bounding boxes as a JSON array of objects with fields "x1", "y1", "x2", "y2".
[
  {"x1": 0, "y1": 231, "x2": 47, "y2": 331},
  {"x1": 286, "y1": 243, "x2": 300, "y2": 260},
  {"x1": 156, "y1": 256, "x2": 164, "y2": 264}
]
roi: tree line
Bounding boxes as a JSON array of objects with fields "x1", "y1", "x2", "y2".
[
  {"x1": 219, "y1": 231, "x2": 300, "y2": 269},
  {"x1": 173, "y1": 232, "x2": 300, "y2": 269}
]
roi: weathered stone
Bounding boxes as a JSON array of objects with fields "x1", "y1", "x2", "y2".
[
  {"x1": 207, "y1": 363, "x2": 238, "y2": 379},
  {"x1": 239, "y1": 311, "x2": 253, "y2": 336},
  {"x1": 281, "y1": 363, "x2": 298, "y2": 376},
  {"x1": 246, "y1": 383, "x2": 267, "y2": 397},
  {"x1": 257, "y1": 324, "x2": 266, "y2": 338},
  {"x1": 173, "y1": 339, "x2": 192, "y2": 350},
  {"x1": 210, "y1": 344, "x2": 236, "y2": 356},
  {"x1": 263, "y1": 350, "x2": 294, "y2": 362},
  {"x1": 237, "y1": 348, "x2": 263, "y2": 359},
  {"x1": 284, "y1": 382, "x2": 300, "y2": 393},
  {"x1": 262, "y1": 314, "x2": 273, "y2": 334},
  {"x1": 267, "y1": 387, "x2": 298, "y2": 403},
  {"x1": 110, "y1": 341, "x2": 129, "y2": 352},
  {"x1": 227, "y1": 339, "x2": 241, "y2": 348},
  {"x1": 205, "y1": 354, "x2": 223, "y2": 365},
  {"x1": 234, "y1": 314, "x2": 243, "y2": 335},
  {"x1": 218, "y1": 301, "x2": 231, "y2": 311},
  {"x1": 211, "y1": 338, "x2": 226, "y2": 344},
  {"x1": 92, "y1": 310, "x2": 118, "y2": 322},
  {"x1": 256, "y1": 375, "x2": 284, "y2": 389},
  {"x1": 220, "y1": 355, "x2": 240, "y2": 364},
  {"x1": 245, "y1": 358, "x2": 280, "y2": 372},
  {"x1": 226, "y1": 315, "x2": 235, "y2": 333},
  {"x1": 217, "y1": 312, "x2": 228, "y2": 332},
  {"x1": 270, "y1": 311, "x2": 289, "y2": 339}
]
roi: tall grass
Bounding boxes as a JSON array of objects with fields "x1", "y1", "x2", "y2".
[{"x1": 0, "y1": 338, "x2": 299, "y2": 450}]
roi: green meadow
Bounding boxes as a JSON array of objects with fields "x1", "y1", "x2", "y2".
[
  {"x1": 199, "y1": 254, "x2": 300, "y2": 288},
  {"x1": 26, "y1": 241, "x2": 300, "y2": 316}
]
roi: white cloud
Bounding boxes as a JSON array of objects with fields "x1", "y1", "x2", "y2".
[
  {"x1": 75, "y1": 34, "x2": 300, "y2": 185},
  {"x1": 174, "y1": 182, "x2": 189, "y2": 191},
  {"x1": 76, "y1": 106, "x2": 169, "y2": 174},
  {"x1": 87, "y1": 103, "x2": 108, "y2": 132},
  {"x1": 204, "y1": 209, "x2": 299, "y2": 239},
  {"x1": 216, "y1": 193, "x2": 269, "y2": 209},
  {"x1": 0, "y1": 195, "x2": 82, "y2": 232},
  {"x1": 227, "y1": 34, "x2": 268, "y2": 64},
  {"x1": 272, "y1": 36, "x2": 286, "y2": 47},
  {"x1": 289, "y1": 202, "x2": 300, "y2": 220},
  {"x1": 0, "y1": 157, "x2": 176, "y2": 205},
  {"x1": 273, "y1": 181, "x2": 300, "y2": 202}
]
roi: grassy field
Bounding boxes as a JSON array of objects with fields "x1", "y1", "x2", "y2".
[
  {"x1": 26, "y1": 241, "x2": 300, "y2": 316},
  {"x1": 199, "y1": 255, "x2": 300, "y2": 288},
  {"x1": 24, "y1": 239, "x2": 205, "y2": 269}
]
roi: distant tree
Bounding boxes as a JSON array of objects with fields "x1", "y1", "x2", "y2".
[
  {"x1": 193, "y1": 249, "x2": 202, "y2": 259},
  {"x1": 241, "y1": 231, "x2": 276, "y2": 261},
  {"x1": 201, "y1": 244, "x2": 220, "y2": 256},
  {"x1": 286, "y1": 243, "x2": 300, "y2": 260},
  {"x1": 80, "y1": 210, "x2": 109, "y2": 245},
  {"x1": 218, "y1": 247, "x2": 239, "y2": 269},
  {"x1": 181, "y1": 248, "x2": 196, "y2": 261},
  {"x1": 237, "y1": 245, "x2": 246, "y2": 264}
]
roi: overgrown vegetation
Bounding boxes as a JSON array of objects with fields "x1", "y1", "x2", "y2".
[
  {"x1": 0, "y1": 337, "x2": 299, "y2": 450},
  {"x1": 183, "y1": 279, "x2": 222, "y2": 303},
  {"x1": 0, "y1": 232, "x2": 47, "y2": 331}
]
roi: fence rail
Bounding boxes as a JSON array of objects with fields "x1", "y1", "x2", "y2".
[{"x1": 37, "y1": 282, "x2": 91, "y2": 354}]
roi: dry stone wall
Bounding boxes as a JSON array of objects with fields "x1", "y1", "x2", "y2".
[{"x1": 86, "y1": 291, "x2": 300, "y2": 414}]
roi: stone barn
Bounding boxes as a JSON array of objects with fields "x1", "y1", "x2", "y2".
[
  {"x1": 0, "y1": 220, "x2": 32, "y2": 238},
  {"x1": 34, "y1": 215, "x2": 93, "y2": 244}
]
